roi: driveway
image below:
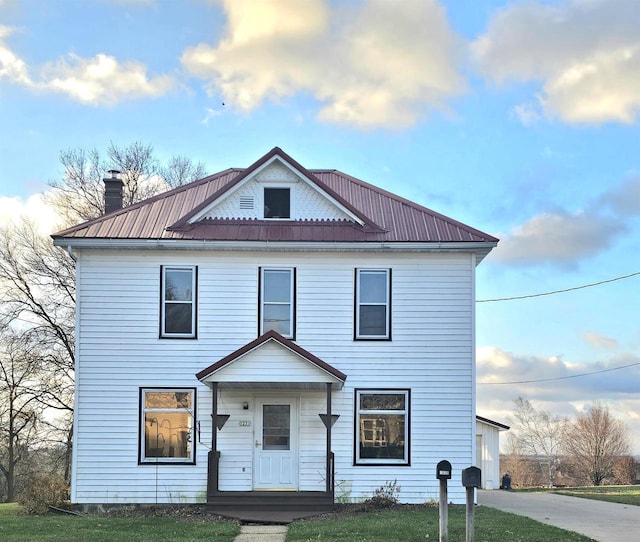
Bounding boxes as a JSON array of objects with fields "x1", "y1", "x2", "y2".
[{"x1": 478, "y1": 489, "x2": 640, "y2": 542}]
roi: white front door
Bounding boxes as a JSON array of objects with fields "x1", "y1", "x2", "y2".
[{"x1": 253, "y1": 397, "x2": 298, "y2": 490}]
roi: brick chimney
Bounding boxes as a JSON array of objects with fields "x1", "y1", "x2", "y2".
[{"x1": 103, "y1": 170, "x2": 124, "y2": 214}]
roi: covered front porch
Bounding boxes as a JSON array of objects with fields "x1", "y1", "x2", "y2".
[{"x1": 195, "y1": 331, "x2": 347, "y2": 515}]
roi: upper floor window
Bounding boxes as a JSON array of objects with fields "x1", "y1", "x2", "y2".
[
  {"x1": 264, "y1": 187, "x2": 290, "y2": 219},
  {"x1": 260, "y1": 268, "x2": 295, "y2": 338},
  {"x1": 355, "y1": 269, "x2": 391, "y2": 340},
  {"x1": 139, "y1": 388, "x2": 195, "y2": 464},
  {"x1": 160, "y1": 266, "x2": 197, "y2": 338},
  {"x1": 355, "y1": 389, "x2": 409, "y2": 466}
]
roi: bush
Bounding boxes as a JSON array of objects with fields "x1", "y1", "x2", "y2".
[
  {"x1": 17, "y1": 475, "x2": 69, "y2": 514},
  {"x1": 360, "y1": 480, "x2": 400, "y2": 511}
]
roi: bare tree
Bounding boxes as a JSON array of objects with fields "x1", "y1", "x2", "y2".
[
  {"x1": 159, "y1": 155, "x2": 207, "y2": 189},
  {"x1": 507, "y1": 397, "x2": 566, "y2": 487},
  {"x1": 613, "y1": 456, "x2": 638, "y2": 485},
  {"x1": 47, "y1": 141, "x2": 206, "y2": 225},
  {"x1": 0, "y1": 330, "x2": 44, "y2": 502},
  {"x1": 563, "y1": 403, "x2": 631, "y2": 486},
  {"x1": 0, "y1": 142, "x2": 208, "y2": 491}
]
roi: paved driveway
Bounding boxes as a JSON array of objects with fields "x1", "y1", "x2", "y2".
[{"x1": 478, "y1": 489, "x2": 640, "y2": 542}]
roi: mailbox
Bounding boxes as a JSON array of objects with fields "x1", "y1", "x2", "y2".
[
  {"x1": 436, "y1": 460, "x2": 452, "y2": 480},
  {"x1": 462, "y1": 466, "x2": 482, "y2": 488}
]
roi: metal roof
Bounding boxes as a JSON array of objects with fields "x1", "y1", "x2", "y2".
[{"x1": 52, "y1": 147, "x2": 498, "y2": 246}]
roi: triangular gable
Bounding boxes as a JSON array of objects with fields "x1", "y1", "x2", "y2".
[
  {"x1": 170, "y1": 147, "x2": 381, "y2": 231},
  {"x1": 196, "y1": 330, "x2": 347, "y2": 390}
]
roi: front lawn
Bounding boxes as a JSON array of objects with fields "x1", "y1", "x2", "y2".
[
  {"x1": 287, "y1": 505, "x2": 595, "y2": 541},
  {"x1": 0, "y1": 504, "x2": 240, "y2": 542},
  {"x1": 552, "y1": 485, "x2": 640, "y2": 506}
]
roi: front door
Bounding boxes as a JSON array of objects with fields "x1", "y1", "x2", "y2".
[{"x1": 254, "y1": 397, "x2": 298, "y2": 490}]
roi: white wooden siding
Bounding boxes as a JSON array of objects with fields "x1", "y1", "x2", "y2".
[{"x1": 73, "y1": 250, "x2": 475, "y2": 504}]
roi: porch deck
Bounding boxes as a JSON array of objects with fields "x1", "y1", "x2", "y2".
[{"x1": 206, "y1": 491, "x2": 333, "y2": 523}]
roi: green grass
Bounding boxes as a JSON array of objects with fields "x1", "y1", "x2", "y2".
[
  {"x1": 286, "y1": 505, "x2": 595, "y2": 542},
  {"x1": 551, "y1": 485, "x2": 640, "y2": 506},
  {"x1": 0, "y1": 504, "x2": 240, "y2": 542}
]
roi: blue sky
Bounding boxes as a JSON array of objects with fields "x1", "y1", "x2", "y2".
[{"x1": 1, "y1": 0, "x2": 639, "y2": 453}]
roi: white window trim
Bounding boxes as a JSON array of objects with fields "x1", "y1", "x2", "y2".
[
  {"x1": 140, "y1": 388, "x2": 196, "y2": 464},
  {"x1": 355, "y1": 268, "x2": 391, "y2": 339},
  {"x1": 355, "y1": 389, "x2": 409, "y2": 465},
  {"x1": 260, "y1": 267, "x2": 295, "y2": 338},
  {"x1": 160, "y1": 265, "x2": 197, "y2": 338}
]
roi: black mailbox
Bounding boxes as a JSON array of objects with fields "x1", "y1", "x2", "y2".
[
  {"x1": 436, "y1": 460, "x2": 452, "y2": 480},
  {"x1": 462, "y1": 466, "x2": 482, "y2": 488}
]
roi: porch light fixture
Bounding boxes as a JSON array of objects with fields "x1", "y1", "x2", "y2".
[
  {"x1": 242, "y1": 401, "x2": 249, "y2": 410},
  {"x1": 212, "y1": 413, "x2": 230, "y2": 430},
  {"x1": 319, "y1": 414, "x2": 340, "y2": 428}
]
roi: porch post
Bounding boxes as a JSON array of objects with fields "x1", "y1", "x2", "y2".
[
  {"x1": 211, "y1": 382, "x2": 218, "y2": 452},
  {"x1": 326, "y1": 382, "x2": 332, "y2": 494},
  {"x1": 207, "y1": 382, "x2": 220, "y2": 499}
]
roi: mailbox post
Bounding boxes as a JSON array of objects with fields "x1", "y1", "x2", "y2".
[
  {"x1": 461, "y1": 466, "x2": 481, "y2": 542},
  {"x1": 436, "y1": 460, "x2": 452, "y2": 542}
]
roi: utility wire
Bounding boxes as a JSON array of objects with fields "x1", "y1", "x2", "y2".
[
  {"x1": 478, "y1": 361, "x2": 640, "y2": 385},
  {"x1": 476, "y1": 270, "x2": 640, "y2": 303}
]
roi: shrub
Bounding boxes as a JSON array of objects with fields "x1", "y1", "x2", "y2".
[
  {"x1": 360, "y1": 479, "x2": 400, "y2": 510},
  {"x1": 17, "y1": 475, "x2": 69, "y2": 514}
]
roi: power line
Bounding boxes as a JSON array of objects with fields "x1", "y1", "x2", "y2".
[
  {"x1": 476, "y1": 271, "x2": 640, "y2": 303},
  {"x1": 478, "y1": 361, "x2": 640, "y2": 385}
]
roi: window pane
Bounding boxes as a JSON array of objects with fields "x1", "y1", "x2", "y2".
[
  {"x1": 264, "y1": 188, "x2": 290, "y2": 218},
  {"x1": 165, "y1": 269, "x2": 193, "y2": 301},
  {"x1": 263, "y1": 405, "x2": 290, "y2": 450},
  {"x1": 359, "y1": 414, "x2": 405, "y2": 459},
  {"x1": 146, "y1": 391, "x2": 192, "y2": 410},
  {"x1": 144, "y1": 413, "x2": 192, "y2": 459},
  {"x1": 360, "y1": 394, "x2": 405, "y2": 411},
  {"x1": 359, "y1": 271, "x2": 387, "y2": 303},
  {"x1": 263, "y1": 304, "x2": 291, "y2": 335},
  {"x1": 359, "y1": 305, "x2": 387, "y2": 336},
  {"x1": 165, "y1": 303, "x2": 193, "y2": 334},
  {"x1": 264, "y1": 270, "x2": 291, "y2": 302}
]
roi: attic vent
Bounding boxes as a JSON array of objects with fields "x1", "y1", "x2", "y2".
[{"x1": 239, "y1": 196, "x2": 254, "y2": 210}]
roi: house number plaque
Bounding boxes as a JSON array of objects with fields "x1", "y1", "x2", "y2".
[{"x1": 239, "y1": 420, "x2": 251, "y2": 427}]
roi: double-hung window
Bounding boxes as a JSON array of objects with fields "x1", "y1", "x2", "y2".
[
  {"x1": 160, "y1": 266, "x2": 197, "y2": 338},
  {"x1": 355, "y1": 389, "x2": 409, "y2": 465},
  {"x1": 140, "y1": 388, "x2": 195, "y2": 464},
  {"x1": 260, "y1": 268, "x2": 295, "y2": 338},
  {"x1": 355, "y1": 269, "x2": 391, "y2": 339}
]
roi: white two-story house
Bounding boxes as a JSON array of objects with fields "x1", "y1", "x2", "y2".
[{"x1": 52, "y1": 147, "x2": 498, "y2": 513}]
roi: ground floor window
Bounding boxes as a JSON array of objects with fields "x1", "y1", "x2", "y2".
[
  {"x1": 139, "y1": 388, "x2": 196, "y2": 464},
  {"x1": 355, "y1": 389, "x2": 409, "y2": 465}
]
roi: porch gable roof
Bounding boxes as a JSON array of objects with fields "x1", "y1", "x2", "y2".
[{"x1": 196, "y1": 330, "x2": 347, "y2": 390}]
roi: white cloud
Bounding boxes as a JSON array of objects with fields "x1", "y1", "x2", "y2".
[
  {"x1": 472, "y1": 0, "x2": 640, "y2": 125},
  {"x1": 0, "y1": 193, "x2": 62, "y2": 234},
  {"x1": 0, "y1": 25, "x2": 175, "y2": 105},
  {"x1": 182, "y1": 0, "x2": 466, "y2": 129},
  {"x1": 491, "y1": 210, "x2": 625, "y2": 267},
  {"x1": 582, "y1": 331, "x2": 619, "y2": 350},
  {"x1": 601, "y1": 176, "x2": 640, "y2": 216},
  {"x1": 41, "y1": 53, "x2": 175, "y2": 106},
  {"x1": 476, "y1": 346, "x2": 640, "y2": 453}
]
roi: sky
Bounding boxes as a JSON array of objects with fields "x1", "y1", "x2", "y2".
[{"x1": 1, "y1": 0, "x2": 639, "y2": 454}]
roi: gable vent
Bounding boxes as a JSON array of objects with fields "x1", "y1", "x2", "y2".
[{"x1": 239, "y1": 196, "x2": 254, "y2": 210}]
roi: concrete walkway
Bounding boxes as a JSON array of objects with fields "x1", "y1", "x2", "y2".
[
  {"x1": 233, "y1": 524, "x2": 287, "y2": 542},
  {"x1": 478, "y1": 489, "x2": 640, "y2": 542}
]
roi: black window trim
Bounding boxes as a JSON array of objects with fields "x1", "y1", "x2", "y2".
[
  {"x1": 353, "y1": 388, "x2": 410, "y2": 467},
  {"x1": 138, "y1": 386, "x2": 197, "y2": 466}
]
